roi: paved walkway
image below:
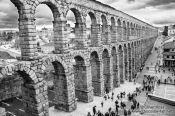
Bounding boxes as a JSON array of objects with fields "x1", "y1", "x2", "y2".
[
  {"x1": 135, "y1": 36, "x2": 175, "y2": 116},
  {"x1": 49, "y1": 82, "x2": 141, "y2": 116}
]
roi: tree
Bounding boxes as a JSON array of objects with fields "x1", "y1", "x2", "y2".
[{"x1": 162, "y1": 26, "x2": 168, "y2": 36}]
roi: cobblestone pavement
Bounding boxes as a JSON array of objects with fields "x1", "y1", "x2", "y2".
[{"x1": 49, "y1": 82, "x2": 141, "y2": 116}]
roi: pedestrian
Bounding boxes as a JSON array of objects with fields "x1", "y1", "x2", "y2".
[
  {"x1": 112, "y1": 91, "x2": 114, "y2": 97},
  {"x1": 104, "y1": 94, "x2": 107, "y2": 100},
  {"x1": 105, "y1": 88, "x2": 109, "y2": 94},
  {"x1": 111, "y1": 96, "x2": 113, "y2": 101},
  {"x1": 120, "y1": 101, "x2": 123, "y2": 109},
  {"x1": 115, "y1": 104, "x2": 119, "y2": 114},
  {"x1": 97, "y1": 110, "x2": 102, "y2": 116},
  {"x1": 123, "y1": 91, "x2": 126, "y2": 98},
  {"x1": 115, "y1": 100, "x2": 118, "y2": 105},
  {"x1": 131, "y1": 104, "x2": 134, "y2": 111},
  {"x1": 120, "y1": 92, "x2": 123, "y2": 98},
  {"x1": 134, "y1": 79, "x2": 136, "y2": 85},
  {"x1": 124, "y1": 108, "x2": 128, "y2": 116},
  {"x1": 108, "y1": 107, "x2": 112, "y2": 113},
  {"x1": 128, "y1": 109, "x2": 131, "y2": 116},
  {"x1": 104, "y1": 112, "x2": 109, "y2": 116},
  {"x1": 111, "y1": 111, "x2": 115, "y2": 116},
  {"x1": 117, "y1": 94, "x2": 120, "y2": 99},
  {"x1": 137, "y1": 102, "x2": 140, "y2": 109},
  {"x1": 87, "y1": 112, "x2": 92, "y2": 116},
  {"x1": 108, "y1": 94, "x2": 110, "y2": 99},
  {"x1": 93, "y1": 106, "x2": 97, "y2": 116},
  {"x1": 101, "y1": 101, "x2": 104, "y2": 107}
]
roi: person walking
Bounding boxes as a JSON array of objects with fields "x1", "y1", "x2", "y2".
[
  {"x1": 115, "y1": 103, "x2": 119, "y2": 114},
  {"x1": 124, "y1": 108, "x2": 128, "y2": 116},
  {"x1": 101, "y1": 101, "x2": 104, "y2": 107},
  {"x1": 128, "y1": 109, "x2": 131, "y2": 116},
  {"x1": 87, "y1": 112, "x2": 92, "y2": 116},
  {"x1": 93, "y1": 106, "x2": 97, "y2": 116}
]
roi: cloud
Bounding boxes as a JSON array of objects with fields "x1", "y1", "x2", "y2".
[
  {"x1": 146, "y1": 0, "x2": 175, "y2": 7},
  {"x1": 96, "y1": 0, "x2": 175, "y2": 27},
  {"x1": 155, "y1": 3, "x2": 175, "y2": 10},
  {"x1": 1, "y1": 0, "x2": 175, "y2": 29}
]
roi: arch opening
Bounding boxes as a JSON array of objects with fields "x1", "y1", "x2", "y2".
[
  {"x1": 90, "y1": 51, "x2": 101, "y2": 96},
  {"x1": 111, "y1": 17, "x2": 117, "y2": 43},
  {"x1": 101, "y1": 15, "x2": 108, "y2": 44},
  {"x1": 111, "y1": 47, "x2": 119, "y2": 87},
  {"x1": 35, "y1": 4, "x2": 55, "y2": 53},
  {"x1": 102, "y1": 49, "x2": 111, "y2": 92},
  {"x1": 0, "y1": 69, "x2": 49, "y2": 116},
  {"x1": 66, "y1": 8, "x2": 85, "y2": 49},
  {"x1": 117, "y1": 19, "x2": 122, "y2": 41},
  {"x1": 124, "y1": 44, "x2": 128, "y2": 80},
  {"x1": 74, "y1": 56, "x2": 89, "y2": 102},
  {"x1": 86, "y1": 12, "x2": 97, "y2": 46},
  {"x1": 118, "y1": 45, "x2": 124, "y2": 83}
]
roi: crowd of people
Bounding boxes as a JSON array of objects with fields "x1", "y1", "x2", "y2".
[
  {"x1": 142, "y1": 75, "x2": 156, "y2": 94},
  {"x1": 87, "y1": 86, "x2": 142, "y2": 116}
]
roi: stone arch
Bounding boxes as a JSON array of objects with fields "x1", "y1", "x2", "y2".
[
  {"x1": 111, "y1": 46, "x2": 119, "y2": 87},
  {"x1": 87, "y1": 11, "x2": 99, "y2": 46},
  {"x1": 39, "y1": 56, "x2": 77, "y2": 112},
  {"x1": 0, "y1": 64, "x2": 49, "y2": 116},
  {"x1": 102, "y1": 49, "x2": 111, "y2": 92},
  {"x1": 134, "y1": 41, "x2": 137, "y2": 46},
  {"x1": 88, "y1": 11, "x2": 97, "y2": 25},
  {"x1": 123, "y1": 20, "x2": 126, "y2": 27},
  {"x1": 133, "y1": 23, "x2": 136, "y2": 36},
  {"x1": 66, "y1": 6, "x2": 87, "y2": 49},
  {"x1": 127, "y1": 22, "x2": 130, "y2": 38},
  {"x1": 111, "y1": 17, "x2": 117, "y2": 43},
  {"x1": 123, "y1": 21, "x2": 127, "y2": 40},
  {"x1": 101, "y1": 14, "x2": 110, "y2": 44},
  {"x1": 74, "y1": 55, "x2": 93, "y2": 102},
  {"x1": 101, "y1": 14, "x2": 108, "y2": 25},
  {"x1": 130, "y1": 22, "x2": 133, "y2": 36},
  {"x1": 136, "y1": 24, "x2": 138, "y2": 36},
  {"x1": 10, "y1": 0, "x2": 38, "y2": 60},
  {"x1": 67, "y1": 6, "x2": 83, "y2": 23},
  {"x1": 123, "y1": 44, "x2": 128, "y2": 80},
  {"x1": 127, "y1": 42, "x2": 132, "y2": 81},
  {"x1": 90, "y1": 51, "x2": 102, "y2": 96},
  {"x1": 10, "y1": 0, "x2": 25, "y2": 12},
  {"x1": 117, "y1": 18, "x2": 122, "y2": 41},
  {"x1": 34, "y1": 0, "x2": 61, "y2": 19},
  {"x1": 118, "y1": 44, "x2": 124, "y2": 83},
  {"x1": 111, "y1": 17, "x2": 116, "y2": 26},
  {"x1": 71, "y1": 52, "x2": 88, "y2": 65},
  {"x1": 117, "y1": 18, "x2": 122, "y2": 26},
  {"x1": 41, "y1": 56, "x2": 68, "y2": 72}
]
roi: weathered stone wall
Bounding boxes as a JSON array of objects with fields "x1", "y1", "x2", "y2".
[{"x1": 0, "y1": 74, "x2": 22, "y2": 101}]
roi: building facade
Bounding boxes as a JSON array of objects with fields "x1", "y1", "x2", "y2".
[
  {"x1": 168, "y1": 26, "x2": 175, "y2": 36},
  {"x1": 163, "y1": 40, "x2": 175, "y2": 67}
]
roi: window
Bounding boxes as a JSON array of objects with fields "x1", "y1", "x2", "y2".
[
  {"x1": 164, "y1": 49, "x2": 170, "y2": 52},
  {"x1": 167, "y1": 56, "x2": 169, "y2": 58},
  {"x1": 172, "y1": 56, "x2": 174, "y2": 59}
]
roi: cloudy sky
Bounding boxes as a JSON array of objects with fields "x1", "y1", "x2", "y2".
[{"x1": 0, "y1": 0, "x2": 175, "y2": 30}]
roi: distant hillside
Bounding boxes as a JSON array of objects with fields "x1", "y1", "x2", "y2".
[{"x1": 0, "y1": 51, "x2": 15, "y2": 59}]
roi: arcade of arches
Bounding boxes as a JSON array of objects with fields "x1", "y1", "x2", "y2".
[{"x1": 0, "y1": 0, "x2": 158, "y2": 116}]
